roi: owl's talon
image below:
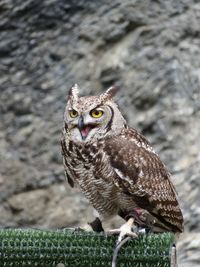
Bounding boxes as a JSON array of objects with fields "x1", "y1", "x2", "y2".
[
  {"x1": 71, "y1": 224, "x2": 95, "y2": 232},
  {"x1": 117, "y1": 218, "x2": 138, "y2": 244},
  {"x1": 69, "y1": 218, "x2": 105, "y2": 233},
  {"x1": 74, "y1": 227, "x2": 86, "y2": 232},
  {"x1": 106, "y1": 218, "x2": 138, "y2": 245}
]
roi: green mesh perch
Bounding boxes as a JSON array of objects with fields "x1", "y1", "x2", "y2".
[{"x1": 0, "y1": 229, "x2": 175, "y2": 267}]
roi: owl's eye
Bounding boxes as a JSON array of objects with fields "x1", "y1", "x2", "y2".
[
  {"x1": 90, "y1": 109, "x2": 104, "y2": 118},
  {"x1": 69, "y1": 110, "x2": 78, "y2": 118}
]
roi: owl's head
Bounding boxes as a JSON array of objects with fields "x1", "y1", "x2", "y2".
[{"x1": 63, "y1": 84, "x2": 127, "y2": 142}]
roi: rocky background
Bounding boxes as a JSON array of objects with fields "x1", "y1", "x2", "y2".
[{"x1": 0, "y1": 0, "x2": 200, "y2": 266}]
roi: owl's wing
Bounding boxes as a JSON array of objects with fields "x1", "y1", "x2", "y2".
[{"x1": 104, "y1": 129, "x2": 184, "y2": 233}]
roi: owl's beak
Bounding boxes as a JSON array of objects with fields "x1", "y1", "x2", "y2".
[
  {"x1": 78, "y1": 115, "x2": 84, "y2": 131},
  {"x1": 78, "y1": 115, "x2": 95, "y2": 140}
]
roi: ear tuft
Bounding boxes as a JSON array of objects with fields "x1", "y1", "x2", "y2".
[
  {"x1": 100, "y1": 85, "x2": 119, "y2": 103},
  {"x1": 67, "y1": 84, "x2": 79, "y2": 102},
  {"x1": 105, "y1": 85, "x2": 119, "y2": 97}
]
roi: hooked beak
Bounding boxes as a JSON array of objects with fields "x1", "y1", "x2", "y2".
[{"x1": 78, "y1": 115, "x2": 84, "y2": 131}]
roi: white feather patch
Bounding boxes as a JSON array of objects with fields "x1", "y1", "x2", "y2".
[{"x1": 114, "y1": 168, "x2": 133, "y2": 184}]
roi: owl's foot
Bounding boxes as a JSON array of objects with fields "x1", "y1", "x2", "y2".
[
  {"x1": 107, "y1": 218, "x2": 138, "y2": 245},
  {"x1": 63, "y1": 218, "x2": 104, "y2": 233},
  {"x1": 75, "y1": 217, "x2": 104, "y2": 233},
  {"x1": 110, "y1": 218, "x2": 137, "y2": 267}
]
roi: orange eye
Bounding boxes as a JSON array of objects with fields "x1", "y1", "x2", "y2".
[
  {"x1": 90, "y1": 109, "x2": 104, "y2": 118},
  {"x1": 69, "y1": 110, "x2": 78, "y2": 118}
]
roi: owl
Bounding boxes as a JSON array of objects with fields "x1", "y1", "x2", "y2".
[{"x1": 61, "y1": 84, "x2": 184, "y2": 240}]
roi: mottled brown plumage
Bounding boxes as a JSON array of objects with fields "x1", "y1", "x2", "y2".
[{"x1": 61, "y1": 84, "x2": 184, "y2": 233}]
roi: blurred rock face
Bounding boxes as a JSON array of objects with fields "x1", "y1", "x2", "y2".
[{"x1": 0, "y1": 1, "x2": 200, "y2": 266}]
